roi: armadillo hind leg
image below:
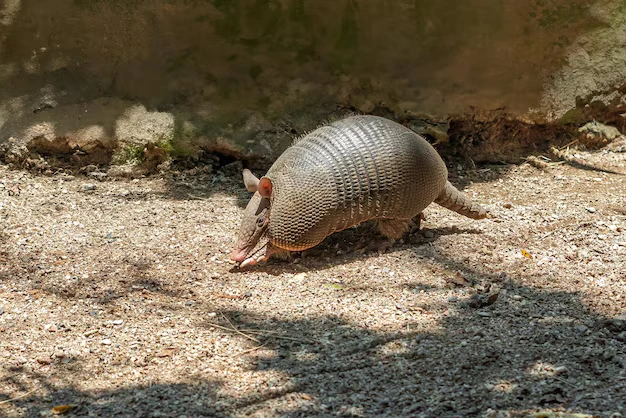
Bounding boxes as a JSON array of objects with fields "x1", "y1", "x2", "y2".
[
  {"x1": 434, "y1": 181, "x2": 489, "y2": 219},
  {"x1": 409, "y1": 213, "x2": 426, "y2": 234},
  {"x1": 376, "y1": 218, "x2": 413, "y2": 240}
]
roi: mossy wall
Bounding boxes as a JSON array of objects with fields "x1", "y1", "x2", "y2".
[{"x1": 1, "y1": 0, "x2": 626, "y2": 165}]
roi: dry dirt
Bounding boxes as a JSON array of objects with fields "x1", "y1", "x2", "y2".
[{"x1": 0, "y1": 140, "x2": 625, "y2": 418}]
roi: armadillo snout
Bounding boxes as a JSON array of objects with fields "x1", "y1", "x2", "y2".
[{"x1": 231, "y1": 247, "x2": 248, "y2": 262}]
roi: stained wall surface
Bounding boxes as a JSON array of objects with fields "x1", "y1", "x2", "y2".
[{"x1": 1, "y1": 0, "x2": 625, "y2": 163}]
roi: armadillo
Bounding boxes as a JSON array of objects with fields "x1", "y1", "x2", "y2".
[{"x1": 231, "y1": 115, "x2": 488, "y2": 267}]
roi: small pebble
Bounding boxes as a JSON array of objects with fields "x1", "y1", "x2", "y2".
[
  {"x1": 83, "y1": 183, "x2": 96, "y2": 191},
  {"x1": 503, "y1": 203, "x2": 513, "y2": 209},
  {"x1": 88, "y1": 171, "x2": 107, "y2": 179},
  {"x1": 447, "y1": 296, "x2": 458, "y2": 303},
  {"x1": 585, "y1": 207, "x2": 596, "y2": 213},
  {"x1": 477, "y1": 311, "x2": 491, "y2": 317},
  {"x1": 101, "y1": 339, "x2": 112, "y2": 345},
  {"x1": 36, "y1": 357, "x2": 52, "y2": 365},
  {"x1": 512, "y1": 295, "x2": 522, "y2": 301},
  {"x1": 616, "y1": 331, "x2": 626, "y2": 342},
  {"x1": 112, "y1": 319, "x2": 123, "y2": 325},
  {"x1": 423, "y1": 230, "x2": 435, "y2": 239},
  {"x1": 575, "y1": 325, "x2": 588, "y2": 333},
  {"x1": 553, "y1": 366, "x2": 568, "y2": 375}
]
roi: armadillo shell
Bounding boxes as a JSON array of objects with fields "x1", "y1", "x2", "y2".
[{"x1": 266, "y1": 115, "x2": 448, "y2": 251}]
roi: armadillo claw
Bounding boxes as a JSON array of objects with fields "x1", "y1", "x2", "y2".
[{"x1": 239, "y1": 254, "x2": 268, "y2": 268}]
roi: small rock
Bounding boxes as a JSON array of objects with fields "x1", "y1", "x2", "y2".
[
  {"x1": 82, "y1": 183, "x2": 96, "y2": 191},
  {"x1": 447, "y1": 296, "x2": 458, "y2": 303},
  {"x1": 107, "y1": 165, "x2": 136, "y2": 178},
  {"x1": 101, "y1": 339, "x2": 112, "y2": 345},
  {"x1": 88, "y1": 171, "x2": 108, "y2": 180},
  {"x1": 503, "y1": 203, "x2": 513, "y2": 209},
  {"x1": 585, "y1": 207, "x2": 596, "y2": 213},
  {"x1": 36, "y1": 357, "x2": 53, "y2": 365},
  {"x1": 617, "y1": 331, "x2": 626, "y2": 342},
  {"x1": 207, "y1": 312, "x2": 217, "y2": 318},
  {"x1": 45, "y1": 323, "x2": 58, "y2": 332},
  {"x1": 84, "y1": 329, "x2": 98, "y2": 337},
  {"x1": 553, "y1": 365, "x2": 568, "y2": 375},
  {"x1": 0, "y1": 308, "x2": 4, "y2": 316},
  {"x1": 423, "y1": 230, "x2": 435, "y2": 239},
  {"x1": 512, "y1": 295, "x2": 522, "y2": 301},
  {"x1": 111, "y1": 319, "x2": 123, "y2": 325},
  {"x1": 80, "y1": 164, "x2": 98, "y2": 173},
  {"x1": 293, "y1": 272, "x2": 308, "y2": 281},
  {"x1": 396, "y1": 303, "x2": 407, "y2": 312},
  {"x1": 575, "y1": 325, "x2": 588, "y2": 333},
  {"x1": 477, "y1": 311, "x2": 491, "y2": 317}
]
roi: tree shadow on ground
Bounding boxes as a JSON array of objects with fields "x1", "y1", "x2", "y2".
[
  {"x1": 2, "y1": 263, "x2": 624, "y2": 417},
  {"x1": 1, "y1": 369, "x2": 230, "y2": 417},
  {"x1": 2, "y1": 282, "x2": 624, "y2": 417}
]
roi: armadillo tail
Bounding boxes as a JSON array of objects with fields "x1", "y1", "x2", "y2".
[{"x1": 434, "y1": 181, "x2": 489, "y2": 219}]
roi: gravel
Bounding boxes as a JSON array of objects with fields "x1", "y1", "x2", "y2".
[{"x1": 0, "y1": 142, "x2": 625, "y2": 417}]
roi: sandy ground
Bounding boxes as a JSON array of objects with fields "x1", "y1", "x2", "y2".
[{"x1": 0, "y1": 141, "x2": 625, "y2": 418}]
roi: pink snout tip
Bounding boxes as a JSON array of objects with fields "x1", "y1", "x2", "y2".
[{"x1": 230, "y1": 248, "x2": 248, "y2": 263}]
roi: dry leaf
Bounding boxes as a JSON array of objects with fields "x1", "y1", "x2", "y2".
[
  {"x1": 323, "y1": 283, "x2": 344, "y2": 290},
  {"x1": 446, "y1": 272, "x2": 472, "y2": 287},
  {"x1": 521, "y1": 249, "x2": 533, "y2": 259},
  {"x1": 486, "y1": 293, "x2": 499, "y2": 306},
  {"x1": 156, "y1": 348, "x2": 177, "y2": 358},
  {"x1": 52, "y1": 404, "x2": 77, "y2": 415}
]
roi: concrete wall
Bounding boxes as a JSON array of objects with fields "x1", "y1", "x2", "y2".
[{"x1": 1, "y1": 0, "x2": 626, "y2": 167}]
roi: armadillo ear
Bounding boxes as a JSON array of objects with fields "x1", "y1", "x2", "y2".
[
  {"x1": 258, "y1": 177, "x2": 273, "y2": 198},
  {"x1": 242, "y1": 169, "x2": 259, "y2": 193}
]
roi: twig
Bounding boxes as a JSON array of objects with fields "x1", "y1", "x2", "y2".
[
  {"x1": 237, "y1": 328, "x2": 314, "y2": 343},
  {"x1": 233, "y1": 342, "x2": 269, "y2": 357},
  {"x1": 264, "y1": 334, "x2": 313, "y2": 343},
  {"x1": 559, "y1": 138, "x2": 579, "y2": 150},
  {"x1": 552, "y1": 376, "x2": 577, "y2": 388},
  {"x1": 186, "y1": 193, "x2": 211, "y2": 201},
  {"x1": 225, "y1": 315, "x2": 264, "y2": 344},
  {"x1": 218, "y1": 325, "x2": 313, "y2": 344},
  {"x1": 539, "y1": 230, "x2": 557, "y2": 240},
  {"x1": 0, "y1": 389, "x2": 37, "y2": 405},
  {"x1": 207, "y1": 321, "x2": 260, "y2": 343}
]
